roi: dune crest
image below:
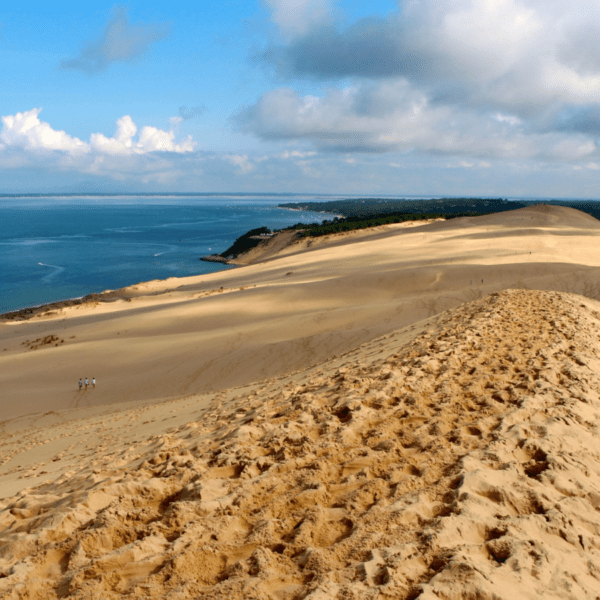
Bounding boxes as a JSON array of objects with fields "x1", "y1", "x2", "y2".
[
  {"x1": 2, "y1": 289, "x2": 600, "y2": 599},
  {"x1": 3, "y1": 205, "x2": 600, "y2": 422}
]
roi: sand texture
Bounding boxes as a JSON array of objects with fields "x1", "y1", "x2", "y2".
[{"x1": 1, "y1": 206, "x2": 600, "y2": 598}]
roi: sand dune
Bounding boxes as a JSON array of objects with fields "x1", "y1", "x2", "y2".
[
  {"x1": 1, "y1": 205, "x2": 600, "y2": 422},
  {"x1": 1, "y1": 205, "x2": 600, "y2": 598}
]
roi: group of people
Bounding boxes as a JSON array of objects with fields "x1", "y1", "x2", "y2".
[{"x1": 78, "y1": 377, "x2": 96, "y2": 390}]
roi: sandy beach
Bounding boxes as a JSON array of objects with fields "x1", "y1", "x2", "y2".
[{"x1": 2, "y1": 204, "x2": 600, "y2": 599}]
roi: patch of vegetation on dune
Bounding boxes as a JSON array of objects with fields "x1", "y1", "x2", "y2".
[
  {"x1": 281, "y1": 210, "x2": 488, "y2": 238},
  {"x1": 219, "y1": 226, "x2": 272, "y2": 259},
  {"x1": 279, "y1": 197, "x2": 521, "y2": 218}
]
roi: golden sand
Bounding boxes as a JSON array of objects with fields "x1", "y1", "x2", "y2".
[{"x1": 1, "y1": 205, "x2": 600, "y2": 598}]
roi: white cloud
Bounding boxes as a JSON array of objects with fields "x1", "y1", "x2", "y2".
[
  {"x1": 244, "y1": 0, "x2": 600, "y2": 164},
  {"x1": 223, "y1": 154, "x2": 254, "y2": 174},
  {"x1": 1, "y1": 108, "x2": 88, "y2": 154},
  {"x1": 259, "y1": 0, "x2": 600, "y2": 136},
  {"x1": 280, "y1": 149, "x2": 316, "y2": 159},
  {"x1": 137, "y1": 126, "x2": 195, "y2": 153},
  {"x1": 0, "y1": 108, "x2": 198, "y2": 183},
  {"x1": 264, "y1": 0, "x2": 334, "y2": 39},
  {"x1": 0, "y1": 108, "x2": 196, "y2": 159},
  {"x1": 549, "y1": 137, "x2": 596, "y2": 160},
  {"x1": 90, "y1": 115, "x2": 137, "y2": 155},
  {"x1": 494, "y1": 113, "x2": 522, "y2": 126},
  {"x1": 238, "y1": 81, "x2": 600, "y2": 163}
]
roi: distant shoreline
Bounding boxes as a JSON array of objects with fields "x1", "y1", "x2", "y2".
[
  {"x1": 7, "y1": 197, "x2": 599, "y2": 320},
  {"x1": 0, "y1": 291, "x2": 126, "y2": 322}
]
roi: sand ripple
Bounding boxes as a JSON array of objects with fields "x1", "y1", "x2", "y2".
[{"x1": 1, "y1": 289, "x2": 600, "y2": 599}]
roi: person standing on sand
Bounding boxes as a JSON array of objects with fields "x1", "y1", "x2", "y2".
[
  {"x1": 92, "y1": 377, "x2": 96, "y2": 388},
  {"x1": 85, "y1": 377, "x2": 89, "y2": 389},
  {"x1": 79, "y1": 379, "x2": 82, "y2": 391}
]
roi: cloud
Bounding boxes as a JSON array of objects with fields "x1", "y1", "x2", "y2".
[
  {"x1": 263, "y1": 0, "x2": 335, "y2": 39},
  {"x1": 178, "y1": 106, "x2": 207, "y2": 120},
  {"x1": 223, "y1": 154, "x2": 254, "y2": 174},
  {"x1": 549, "y1": 105, "x2": 600, "y2": 135},
  {"x1": 0, "y1": 108, "x2": 196, "y2": 184},
  {"x1": 90, "y1": 114, "x2": 196, "y2": 155},
  {"x1": 61, "y1": 8, "x2": 170, "y2": 73},
  {"x1": 494, "y1": 113, "x2": 522, "y2": 126},
  {"x1": 259, "y1": 1, "x2": 600, "y2": 115},
  {"x1": 241, "y1": 1, "x2": 600, "y2": 164},
  {"x1": 280, "y1": 149, "x2": 316, "y2": 159},
  {"x1": 236, "y1": 82, "x2": 600, "y2": 162},
  {"x1": 169, "y1": 106, "x2": 207, "y2": 129},
  {"x1": 0, "y1": 108, "x2": 88, "y2": 154}
]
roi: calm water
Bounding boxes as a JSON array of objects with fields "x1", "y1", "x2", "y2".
[{"x1": 0, "y1": 195, "x2": 330, "y2": 313}]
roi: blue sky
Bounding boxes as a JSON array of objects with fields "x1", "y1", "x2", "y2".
[{"x1": 2, "y1": 0, "x2": 600, "y2": 197}]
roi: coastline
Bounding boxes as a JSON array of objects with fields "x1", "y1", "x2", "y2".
[
  {"x1": 1, "y1": 218, "x2": 436, "y2": 321},
  {"x1": 0, "y1": 197, "x2": 333, "y2": 319},
  {"x1": 3, "y1": 229, "x2": 292, "y2": 322},
  {"x1": 0, "y1": 289, "x2": 132, "y2": 322},
  {"x1": 199, "y1": 254, "x2": 231, "y2": 264}
]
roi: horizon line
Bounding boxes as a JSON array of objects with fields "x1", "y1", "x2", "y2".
[{"x1": 1, "y1": 192, "x2": 600, "y2": 202}]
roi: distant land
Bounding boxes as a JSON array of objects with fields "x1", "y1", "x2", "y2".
[
  {"x1": 279, "y1": 197, "x2": 600, "y2": 220},
  {"x1": 202, "y1": 197, "x2": 600, "y2": 264}
]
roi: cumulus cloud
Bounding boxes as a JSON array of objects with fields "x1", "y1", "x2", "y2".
[
  {"x1": 261, "y1": 0, "x2": 600, "y2": 111},
  {"x1": 236, "y1": 82, "x2": 600, "y2": 162},
  {"x1": 242, "y1": 1, "x2": 600, "y2": 163},
  {"x1": 259, "y1": 1, "x2": 600, "y2": 110},
  {"x1": 61, "y1": 8, "x2": 170, "y2": 73},
  {"x1": 261, "y1": 0, "x2": 546, "y2": 87},
  {"x1": 0, "y1": 108, "x2": 88, "y2": 154},
  {"x1": 89, "y1": 115, "x2": 195, "y2": 155},
  {"x1": 223, "y1": 154, "x2": 254, "y2": 174},
  {"x1": 0, "y1": 108, "x2": 197, "y2": 183}
]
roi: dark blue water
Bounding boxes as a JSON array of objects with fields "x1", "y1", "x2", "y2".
[{"x1": 0, "y1": 195, "x2": 330, "y2": 313}]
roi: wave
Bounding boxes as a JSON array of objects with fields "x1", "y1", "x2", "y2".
[
  {"x1": 0, "y1": 238, "x2": 56, "y2": 247},
  {"x1": 103, "y1": 227, "x2": 143, "y2": 233},
  {"x1": 38, "y1": 262, "x2": 66, "y2": 282},
  {"x1": 153, "y1": 244, "x2": 179, "y2": 257}
]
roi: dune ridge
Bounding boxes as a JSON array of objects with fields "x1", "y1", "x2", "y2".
[
  {"x1": 3, "y1": 205, "x2": 600, "y2": 425},
  {"x1": 2, "y1": 288, "x2": 600, "y2": 599}
]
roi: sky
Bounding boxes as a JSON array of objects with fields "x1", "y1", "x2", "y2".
[{"x1": 2, "y1": 0, "x2": 600, "y2": 197}]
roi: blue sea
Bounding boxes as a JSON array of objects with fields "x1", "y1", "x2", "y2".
[{"x1": 0, "y1": 194, "x2": 334, "y2": 314}]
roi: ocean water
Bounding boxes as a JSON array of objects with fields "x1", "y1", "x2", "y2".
[{"x1": 0, "y1": 194, "x2": 331, "y2": 314}]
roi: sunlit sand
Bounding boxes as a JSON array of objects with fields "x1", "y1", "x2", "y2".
[{"x1": 1, "y1": 205, "x2": 600, "y2": 598}]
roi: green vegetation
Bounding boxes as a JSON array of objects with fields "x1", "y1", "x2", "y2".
[
  {"x1": 215, "y1": 196, "x2": 600, "y2": 260},
  {"x1": 279, "y1": 197, "x2": 523, "y2": 217},
  {"x1": 220, "y1": 226, "x2": 271, "y2": 258},
  {"x1": 281, "y1": 210, "x2": 495, "y2": 238},
  {"x1": 279, "y1": 196, "x2": 600, "y2": 221}
]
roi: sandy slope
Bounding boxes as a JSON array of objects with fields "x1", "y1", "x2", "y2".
[
  {"x1": 1, "y1": 205, "x2": 600, "y2": 422},
  {"x1": 1, "y1": 205, "x2": 600, "y2": 598},
  {"x1": 1, "y1": 289, "x2": 600, "y2": 599}
]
